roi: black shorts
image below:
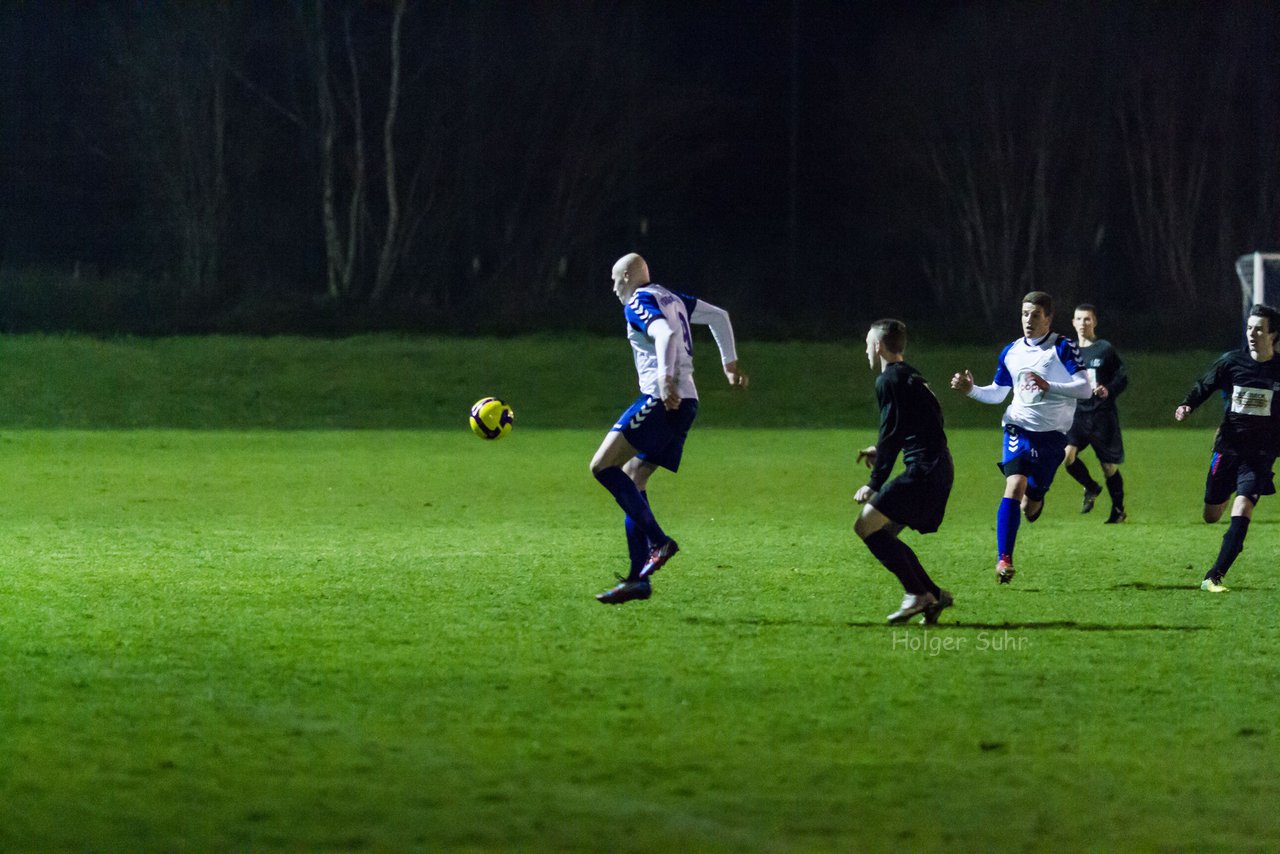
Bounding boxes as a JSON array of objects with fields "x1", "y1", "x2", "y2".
[
  {"x1": 1204, "y1": 449, "x2": 1277, "y2": 506},
  {"x1": 1066, "y1": 408, "x2": 1125, "y2": 464},
  {"x1": 872, "y1": 452, "x2": 954, "y2": 534}
]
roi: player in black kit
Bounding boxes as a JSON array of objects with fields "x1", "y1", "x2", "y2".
[
  {"x1": 1175, "y1": 304, "x2": 1280, "y2": 592},
  {"x1": 853, "y1": 319, "x2": 955, "y2": 624},
  {"x1": 1063, "y1": 304, "x2": 1129, "y2": 523}
]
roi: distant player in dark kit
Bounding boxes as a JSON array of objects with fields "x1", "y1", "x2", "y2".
[
  {"x1": 854, "y1": 319, "x2": 955, "y2": 624},
  {"x1": 1175, "y1": 304, "x2": 1280, "y2": 592},
  {"x1": 951, "y1": 291, "x2": 1092, "y2": 584},
  {"x1": 1063, "y1": 304, "x2": 1129, "y2": 523}
]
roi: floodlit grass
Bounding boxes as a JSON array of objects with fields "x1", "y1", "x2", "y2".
[{"x1": 1, "y1": 426, "x2": 1277, "y2": 850}]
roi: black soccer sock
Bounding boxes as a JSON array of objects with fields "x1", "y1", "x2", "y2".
[
  {"x1": 1065, "y1": 459, "x2": 1099, "y2": 492},
  {"x1": 1208, "y1": 515, "x2": 1250, "y2": 580},
  {"x1": 899, "y1": 542, "x2": 941, "y2": 599},
  {"x1": 863, "y1": 530, "x2": 922, "y2": 594},
  {"x1": 1105, "y1": 470, "x2": 1125, "y2": 511}
]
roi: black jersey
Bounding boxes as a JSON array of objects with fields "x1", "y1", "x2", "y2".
[
  {"x1": 1180, "y1": 350, "x2": 1280, "y2": 455},
  {"x1": 1075, "y1": 338, "x2": 1127, "y2": 414},
  {"x1": 868, "y1": 361, "x2": 949, "y2": 491}
]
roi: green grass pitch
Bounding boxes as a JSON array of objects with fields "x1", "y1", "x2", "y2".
[{"x1": 0, "y1": 336, "x2": 1277, "y2": 849}]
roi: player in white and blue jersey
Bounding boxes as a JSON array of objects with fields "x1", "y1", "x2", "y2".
[
  {"x1": 590, "y1": 253, "x2": 748, "y2": 605},
  {"x1": 951, "y1": 292, "x2": 1091, "y2": 584}
]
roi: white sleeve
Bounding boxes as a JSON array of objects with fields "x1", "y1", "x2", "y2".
[
  {"x1": 649, "y1": 318, "x2": 678, "y2": 379},
  {"x1": 689, "y1": 299, "x2": 738, "y2": 364},
  {"x1": 1047, "y1": 372, "x2": 1092, "y2": 399},
  {"x1": 968, "y1": 383, "x2": 1011, "y2": 405}
]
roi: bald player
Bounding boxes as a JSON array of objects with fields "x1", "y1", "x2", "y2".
[{"x1": 590, "y1": 253, "x2": 749, "y2": 605}]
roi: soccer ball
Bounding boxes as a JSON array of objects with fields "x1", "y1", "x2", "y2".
[{"x1": 469, "y1": 397, "x2": 515, "y2": 440}]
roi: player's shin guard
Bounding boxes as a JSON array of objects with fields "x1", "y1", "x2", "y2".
[
  {"x1": 624, "y1": 492, "x2": 651, "y2": 580},
  {"x1": 1208, "y1": 515, "x2": 1250, "y2": 580},
  {"x1": 1065, "y1": 459, "x2": 1099, "y2": 493},
  {"x1": 594, "y1": 467, "x2": 667, "y2": 545},
  {"x1": 1106, "y1": 470, "x2": 1125, "y2": 511},
  {"x1": 997, "y1": 497, "x2": 1021, "y2": 561},
  {"x1": 863, "y1": 530, "x2": 923, "y2": 594}
]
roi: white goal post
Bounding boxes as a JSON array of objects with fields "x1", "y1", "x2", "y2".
[
  {"x1": 1237, "y1": 251, "x2": 1280, "y2": 307},
  {"x1": 1236, "y1": 251, "x2": 1280, "y2": 328}
]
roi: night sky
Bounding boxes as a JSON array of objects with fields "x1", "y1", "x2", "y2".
[{"x1": 2, "y1": 1, "x2": 1278, "y2": 341}]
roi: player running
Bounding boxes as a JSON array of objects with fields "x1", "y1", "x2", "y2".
[
  {"x1": 951, "y1": 291, "x2": 1091, "y2": 584},
  {"x1": 854, "y1": 319, "x2": 954, "y2": 624},
  {"x1": 1063, "y1": 303, "x2": 1129, "y2": 523},
  {"x1": 590, "y1": 253, "x2": 748, "y2": 605},
  {"x1": 1175, "y1": 304, "x2": 1280, "y2": 592}
]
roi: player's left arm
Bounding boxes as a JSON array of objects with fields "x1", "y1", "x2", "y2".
[
  {"x1": 1035, "y1": 337, "x2": 1092, "y2": 399},
  {"x1": 1101, "y1": 348, "x2": 1128, "y2": 398},
  {"x1": 689, "y1": 298, "x2": 749, "y2": 388}
]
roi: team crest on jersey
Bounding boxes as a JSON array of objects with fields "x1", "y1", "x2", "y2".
[{"x1": 1230, "y1": 385, "x2": 1274, "y2": 416}]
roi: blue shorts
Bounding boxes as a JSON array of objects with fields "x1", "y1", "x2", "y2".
[
  {"x1": 998, "y1": 424, "x2": 1067, "y2": 501},
  {"x1": 612, "y1": 395, "x2": 699, "y2": 472}
]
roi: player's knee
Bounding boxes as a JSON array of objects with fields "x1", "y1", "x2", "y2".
[
  {"x1": 853, "y1": 508, "x2": 883, "y2": 541},
  {"x1": 1064, "y1": 446, "x2": 1078, "y2": 465},
  {"x1": 1203, "y1": 504, "x2": 1225, "y2": 523}
]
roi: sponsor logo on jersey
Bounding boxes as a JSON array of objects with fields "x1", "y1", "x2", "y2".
[{"x1": 1230, "y1": 385, "x2": 1274, "y2": 416}]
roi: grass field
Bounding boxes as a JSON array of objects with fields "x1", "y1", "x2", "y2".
[{"x1": 0, "y1": 336, "x2": 1277, "y2": 850}]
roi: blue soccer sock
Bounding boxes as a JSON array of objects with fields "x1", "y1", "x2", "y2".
[
  {"x1": 624, "y1": 492, "x2": 651, "y2": 580},
  {"x1": 595, "y1": 466, "x2": 667, "y2": 546},
  {"x1": 996, "y1": 496, "x2": 1021, "y2": 561}
]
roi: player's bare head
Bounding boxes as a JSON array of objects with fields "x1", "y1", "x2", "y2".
[
  {"x1": 1022, "y1": 291, "x2": 1053, "y2": 315},
  {"x1": 869, "y1": 318, "x2": 906, "y2": 354},
  {"x1": 1248, "y1": 304, "x2": 1280, "y2": 347},
  {"x1": 1021, "y1": 292, "x2": 1053, "y2": 338},
  {"x1": 1073, "y1": 304, "x2": 1098, "y2": 338},
  {"x1": 866, "y1": 318, "x2": 905, "y2": 370},
  {"x1": 611, "y1": 253, "x2": 650, "y2": 303}
]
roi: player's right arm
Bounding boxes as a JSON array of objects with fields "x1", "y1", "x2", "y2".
[
  {"x1": 1172, "y1": 353, "x2": 1223, "y2": 419},
  {"x1": 1176, "y1": 353, "x2": 1229, "y2": 420},
  {"x1": 952, "y1": 345, "x2": 1013, "y2": 404}
]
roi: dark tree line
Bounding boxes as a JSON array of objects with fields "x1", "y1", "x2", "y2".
[{"x1": 1, "y1": 1, "x2": 1278, "y2": 342}]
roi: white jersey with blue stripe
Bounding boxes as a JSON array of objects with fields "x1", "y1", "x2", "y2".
[
  {"x1": 993, "y1": 333, "x2": 1085, "y2": 433},
  {"x1": 625, "y1": 284, "x2": 699, "y2": 400}
]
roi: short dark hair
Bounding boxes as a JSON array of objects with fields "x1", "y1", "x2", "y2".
[
  {"x1": 1022, "y1": 291, "x2": 1052, "y2": 314},
  {"x1": 1074, "y1": 303, "x2": 1098, "y2": 316},
  {"x1": 869, "y1": 318, "x2": 907, "y2": 355},
  {"x1": 1249, "y1": 304, "x2": 1280, "y2": 340}
]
